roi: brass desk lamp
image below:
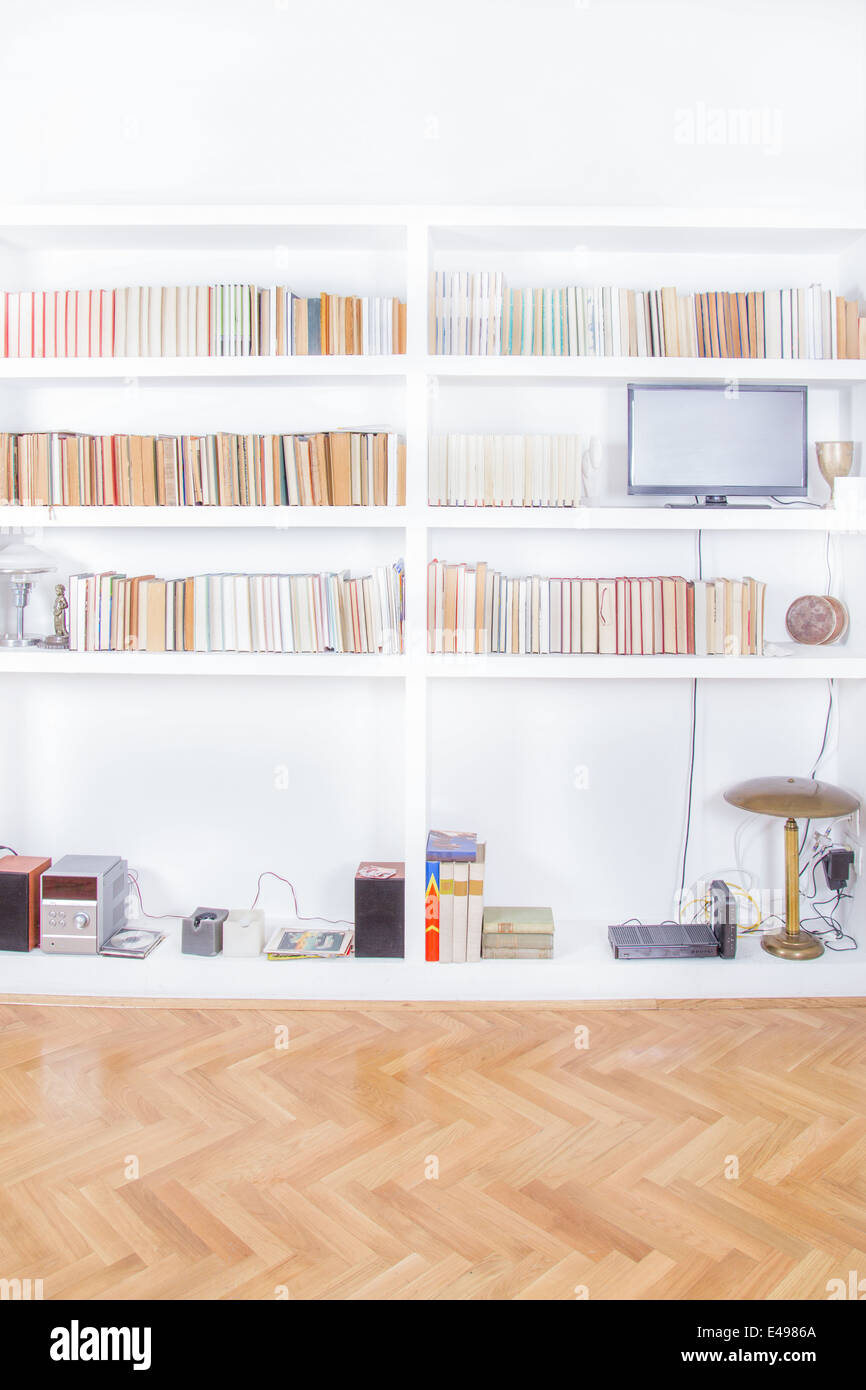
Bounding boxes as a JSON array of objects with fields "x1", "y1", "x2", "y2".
[{"x1": 724, "y1": 776, "x2": 859, "y2": 960}]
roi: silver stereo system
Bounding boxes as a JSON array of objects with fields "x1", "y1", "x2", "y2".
[{"x1": 40, "y1": 854, "x2": 128, "y2": 955}]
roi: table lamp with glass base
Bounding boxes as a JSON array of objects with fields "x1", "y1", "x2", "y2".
[
  {"x1": 724, "y1": 776, "x2": 859, "y2": 960},
  {"x1": 0, "y1": 541, "x2": 56, "y2": 648}
]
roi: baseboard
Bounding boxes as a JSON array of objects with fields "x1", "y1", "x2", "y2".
[{"x1": 3, "y1": 993, "x2": 866, "y2": 1011}]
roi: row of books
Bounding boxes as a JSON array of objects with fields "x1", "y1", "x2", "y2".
[
  {"x1": 430, "y1": 273, "x2": 865, "y2": 359},
  {"x1": 424, "y1": 830, "x2": 485, "y2": 962},
  {"x1": 0, "y1": 286, "x2": 407, "y2": 357},
  {"x1": 427, "y1": 563, "x2": 766, "y2": 655},
  {"x1": 428, "y1": 433, "x2": 582, "y2": 508},
  {"x1": 482, "y1": 907, "x2": 555, "y2": 960},
  {"x1": 68, "y1": 564, "x2": 405, "y2": 654},
  {"x1": 0, "y1": 430, "x2": 406, "y2": 508}
]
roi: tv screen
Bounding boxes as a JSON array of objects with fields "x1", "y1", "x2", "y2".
[{"x1": 627, "y1": 384, "x2": 807, "y2": 498}]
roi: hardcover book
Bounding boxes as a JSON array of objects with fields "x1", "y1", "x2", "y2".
[
  {"x1": 482, "y1": 906, "x2": 555, "y2": 935},
  {"x1": 482, "y1": 946, "x2": 554, "y2": 959},
  {"x1": 424, "y1": 860, "x2": 440, "y2": 962},
  {"x1": 425, "y1": 830, "x2": 478, "y2": 862},
  {"x1": 481, "y1": 932, "x2": 553, "y2": 950}
]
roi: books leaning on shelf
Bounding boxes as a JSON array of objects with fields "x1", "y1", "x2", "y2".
[
  {"x1": 427, "y1": 562, "x2": 766, "y2": 656},
  {"x1": 68, "y1": 563, "x2": 405, "y2": 654},
  {"x1": 482, "y1": 906, "x2": 555, "y2": 959},
  {"x1": 430, "y1": 272, "x2": 866, "y2": 360},
  {"x1": 425, "y1": 830, "x2": 484, "y2": 962},
  {"x1": 0, "y1": 429, "x2": 406, "y2": 507},
  {"x1": 0, "y1": 286, "x2": 407, "y2": 358},
  {"x1": 428, "y1": 434, "x2": 582, "y2": 507}
]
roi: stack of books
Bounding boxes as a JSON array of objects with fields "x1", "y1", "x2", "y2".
[
  {"x1": 0, "y1": 286, "x2": 407, "y2": 357},
  {"x1": 430, "y1": 272, "x2": 864, "y2": 360},
  {"x1": 424, "y1": 830, "x2": 485, "y2": 962},
  {"x1": 0, "y1": 429, "x2": 406, "y2": 508},
  {"x1": 68, "y1": 563, "x2": 405, "y2": 654},
  {"x1": 428, "y1": 434, "x2": 582, "y2": 507},
  {"x1": 427, "y1": 563, "x2": 766, "y2": 656},
  {"x1": 482, "y1": 907, "x2": 555, "y2": 959}
]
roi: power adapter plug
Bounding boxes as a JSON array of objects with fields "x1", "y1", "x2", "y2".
[{"x1": 823, "y1": 848, "x2": 855, "y2": 893}]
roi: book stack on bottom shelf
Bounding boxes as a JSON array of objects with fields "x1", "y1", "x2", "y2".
[
  {"x1": 425, "y1": 830, "x2": 485, "y2": 962},
  {"x1": 482, "y1": 907, "x2": 556, "y2": 959}
]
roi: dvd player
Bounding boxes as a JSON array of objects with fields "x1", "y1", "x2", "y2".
[
  {"x1": 608, "y1": 922, "x2": 719, "y2": 959},
  {"x1": 608, "y1": 881, "x2": 738, "y2": 960}
]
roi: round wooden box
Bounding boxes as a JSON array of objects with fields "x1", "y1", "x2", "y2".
[{"x1": 785, "y1": 594, "x2": 848, "y2": 645}]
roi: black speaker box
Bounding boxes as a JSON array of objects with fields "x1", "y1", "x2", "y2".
[
  {"x1": 354, "y1": 862, "x2": 405, "y2": 958},
  {"x1": 0, "y1": 855, "x2": 51, "y2": 952}
]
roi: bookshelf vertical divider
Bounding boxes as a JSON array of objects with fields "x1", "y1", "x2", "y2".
[{"x1": 403, "y1": 221, "x2": 431, "y2": 961}]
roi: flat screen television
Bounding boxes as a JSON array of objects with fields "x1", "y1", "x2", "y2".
[{"x1": 627, "y1": 383, "x2": 807, "y2": 504}]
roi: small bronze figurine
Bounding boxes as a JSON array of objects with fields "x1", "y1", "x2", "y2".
[{"x1": 41, "y1": 583, "x2": 70, "y2": 648}]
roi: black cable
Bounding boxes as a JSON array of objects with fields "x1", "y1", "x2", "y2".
[
  {"x1": 617, "y1": 918, "x2": 681, "y2": 927},
  {"x1": 0, "y1": 845, "x2": 17, "y2": 857},
  {"x1": 802, "y1": 888, "x2": 857, "y2": 951},
  {"x1": 769, "y1": 496, "x2": 822, "y2": 508},
  {"x1": 811, "y1": 678, "x2": 834, "y2": 779},
  {"x1": 799, "y1": 678, "x2": 835, "y2": 859}
]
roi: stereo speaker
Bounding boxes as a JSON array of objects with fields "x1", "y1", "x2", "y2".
[
  {"x1": 354, "y1": 862, "x2": 405, "y2": 958},
  {"x1": 0, "y1": 855, "x2": 51, "y2": 952}
]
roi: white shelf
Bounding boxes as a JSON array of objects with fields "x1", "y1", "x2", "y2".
[
  {"x1": 2, "y1": 918, "x2": 863, "y2": 1004},
  {"x1": 0, "y1": 354, "x2": 863, "y2": 385},
  {"x1": 425, "y1": 654, "x2": 866, "y2": 680},
  {"x1": 0, "y1": 651, "x2": 406, "y2": 677},
  {"x1": 427, "y1": 505, "x2": 857, "y2": 532},
  {"x1": 3, "y1": 504, "x2": 857, "y2": 532},
  {"x1": 0, "y1": 652, "x2": 857, "y2": 680},
  {"x1": 0, "y1": 355, "x2": 406, "y2": 381},
  {"x1": 2, "y1": 505, "x2": 409, "y2": 530},
  {"x1": 3, "y1": 203, "x2": 866, "y2": 248},
  {"x1": 425, "y1": 355, "x2": 866, "y2": 385}
]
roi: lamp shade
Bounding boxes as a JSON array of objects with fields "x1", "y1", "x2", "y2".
[
  {"x1": 0, "y1": 540, "x2": 55, "y2": 576},
  {"x1": 724, "y1": 775, "x2": 859, "y2": 819}
]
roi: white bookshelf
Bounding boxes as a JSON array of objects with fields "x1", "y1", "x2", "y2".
[
  {"x1": 425, "y1": 655, "x2": 866, "y2": 681},
  {"x1": 4, "y1": 503, "x2": 862, "y2": 532},
  {"x1": 2, "y1": 355, "x2": 866, "y2": 386},
  {"x1": 1, "y1": 652, "x2": 860, "y2": 680},
  {"x1": 0, "y1": 651, "x2": 407, "y2": 677},
  {"x1": 1, "y1": 204, "x2": 865, "y2": 1002},
  {"x1": 0, "y1": 357, "x2": 406, "y2": 380}
]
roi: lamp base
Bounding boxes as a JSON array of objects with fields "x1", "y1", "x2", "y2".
[
  {"x1": 761, "y1": 929, "x2": 824, "y2": 960},
  {"x1": 0, "y1": 634, "x2": 42, "y2": 648}
]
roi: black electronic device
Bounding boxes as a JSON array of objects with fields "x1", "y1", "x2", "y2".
[
  {"x1": 822, "y1": 848, "x2": 855, "y2": 893},
  {"x1": 608, "y1": 879, "x2": 738, "y2": 960}
]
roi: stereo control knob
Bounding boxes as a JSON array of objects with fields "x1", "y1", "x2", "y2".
[{"x1": 73, "y1": 912, "x2": 90, "y2": 930}]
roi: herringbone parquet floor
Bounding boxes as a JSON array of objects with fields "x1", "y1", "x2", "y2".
[{"x1": 1, "y1": 1000, "x2": 865, "y2": 1300}]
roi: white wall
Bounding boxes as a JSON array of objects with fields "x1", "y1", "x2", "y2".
[{"x1": 1, "y1": 0, "x2": 864, "y2": 208}]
